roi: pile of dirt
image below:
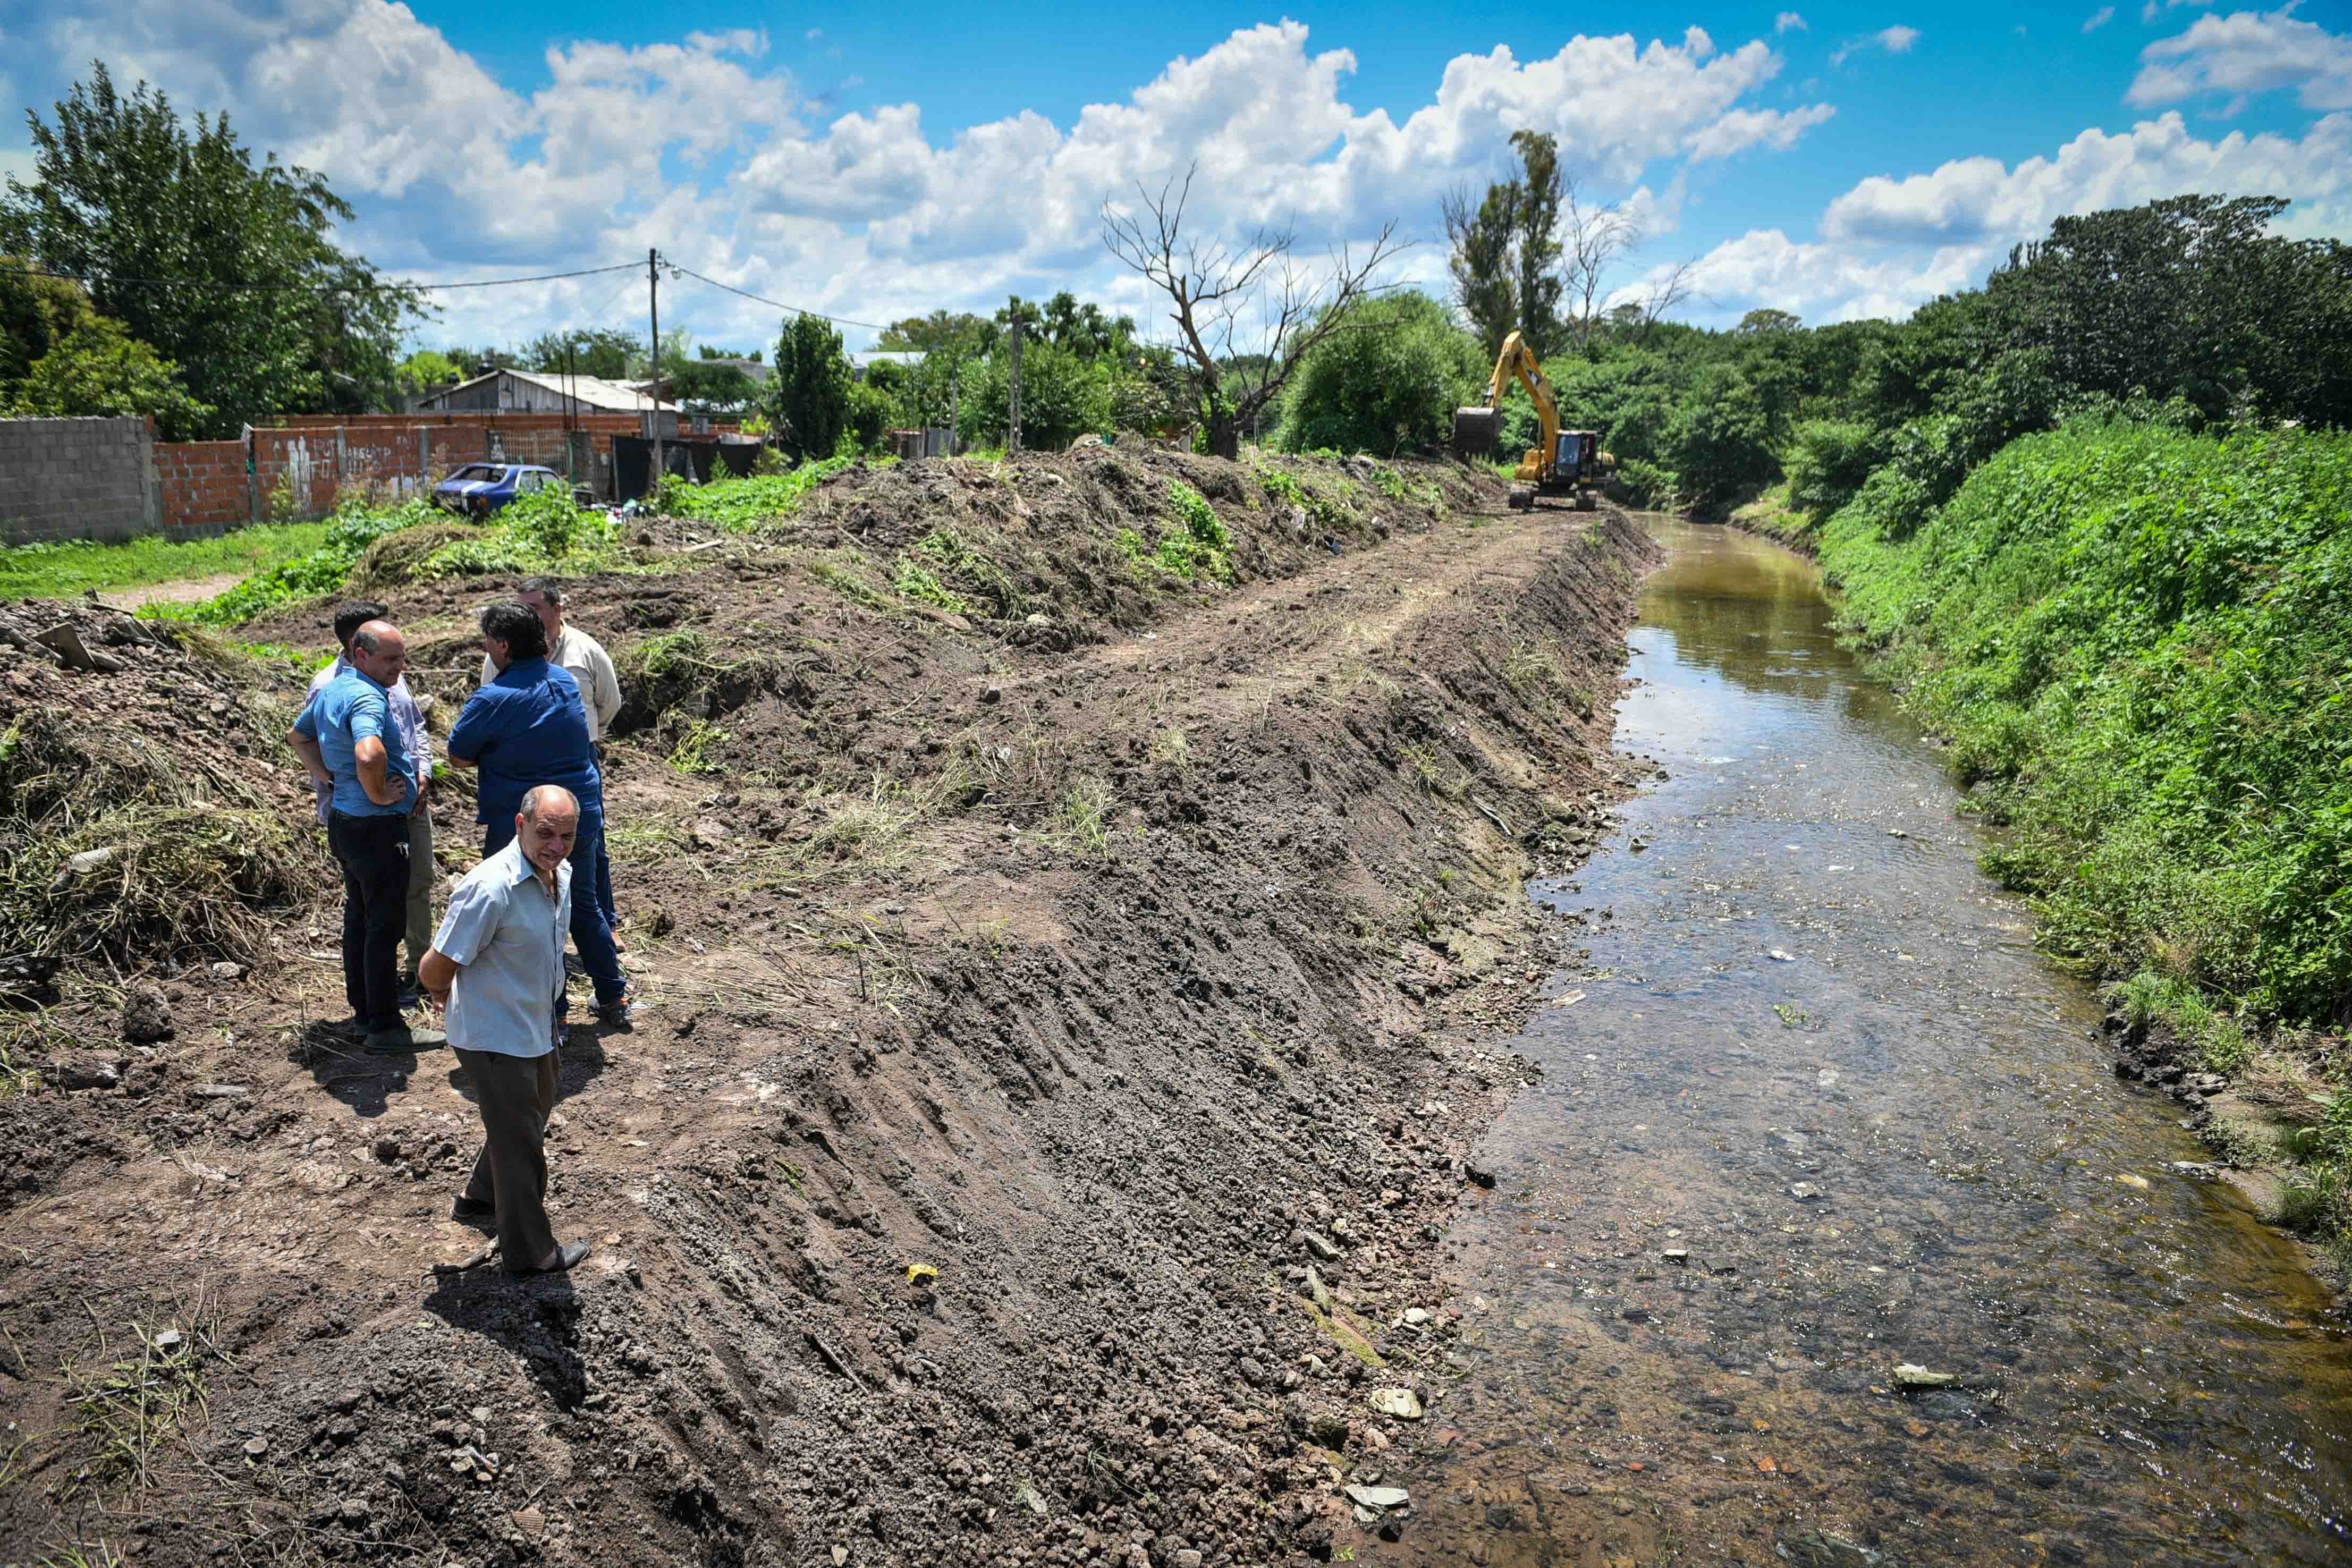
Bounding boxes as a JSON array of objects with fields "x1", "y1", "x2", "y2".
[{"x1": 0, "y1": 452, "x2": 1659, "y2": 1568}]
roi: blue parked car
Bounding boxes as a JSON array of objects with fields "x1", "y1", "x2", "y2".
[{"x1": 432, "y1": 463, "x2": 569, "y2": 517}]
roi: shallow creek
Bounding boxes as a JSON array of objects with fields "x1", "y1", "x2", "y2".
[{"x1": 1384, "y1": 519, "x2": 2352, "y2": 1565}]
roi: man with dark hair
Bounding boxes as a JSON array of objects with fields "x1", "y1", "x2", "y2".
[
  {"x1": 447, "y1": 603, "x2": 630, "y2": 1025},
  {"x1": 419, "y1": 784, "x2": 592, "y2": 1275},
  {"x1": 289, "y1": 618, "x2": 447, "y2": 1056},
  {"x1": 481, "y1": 577, "x2": 624, "y2": 942},
  {"x1": 311, "y1": 600, "x2": 436, "y2": 997}
]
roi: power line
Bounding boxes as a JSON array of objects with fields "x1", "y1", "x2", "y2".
[
  {"x1": 0, "y1": 260, "x2": 642, "y2": 296},
  {"x1": 664, "y1": 263, "x2": 890, "y2": 333}
]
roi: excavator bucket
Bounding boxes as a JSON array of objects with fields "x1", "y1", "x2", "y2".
[{"x1": 1452, "y1": 406, "x2": 1505, "y2": 462}]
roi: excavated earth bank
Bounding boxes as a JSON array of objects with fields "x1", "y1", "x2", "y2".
[{"x1": 0, "y1": 449, "x2": 1656, "y2": 1567}]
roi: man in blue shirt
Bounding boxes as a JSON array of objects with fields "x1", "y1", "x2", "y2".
[
  {"x1": 289, "y1": 619, "x2": 448, "y2": 1056},
  {"x1": 447, "y1": 601, "x2": 630, "y2": 1025},
  {"x1": 311, "y1": 600, "x2": 436, "y2": 997},
  {"x1": 418, "y1": 784, "x2": 592, "y2": 1275}
]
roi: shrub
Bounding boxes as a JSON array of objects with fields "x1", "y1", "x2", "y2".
[{"x1": 1786, "y1": 419, "x2": 1890, "y2": 518}]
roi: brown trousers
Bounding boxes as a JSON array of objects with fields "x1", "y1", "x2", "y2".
[{"x1": 457, "y1": 1046, "x2": 561, "y2": 1272}]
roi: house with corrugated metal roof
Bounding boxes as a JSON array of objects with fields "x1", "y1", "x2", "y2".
[{"x1": 409, "y1": 367, "x2": 663, "y2": 416}]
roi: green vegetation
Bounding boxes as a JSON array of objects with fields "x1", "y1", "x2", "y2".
[
  {"x1": 151, "y1": 495, "x2": 441, "y2": 625},
  {"x1": 0, "y1": 520, "x2": 331, "y2": 601},
  {"x1": 658, "y1": 457, "x2": 859, "y2": 530},
  {"x1": 1823, "y1": 421, "x2": 2351, "y2": 1024},
  {"x1": 2, "y1": 64, "x2": 422, "y2": 435},
  {"x1": 1279, "y1": 291, "x2": 1486, "y2": 457}
]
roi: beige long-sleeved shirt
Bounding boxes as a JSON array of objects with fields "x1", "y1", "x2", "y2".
[{"x1": 481, "y1": 624, "x2": 623, "y2": 741}]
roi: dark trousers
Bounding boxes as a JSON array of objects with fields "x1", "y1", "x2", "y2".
[
  {"x1": 483, "y1": 810, "x2": 626, "y2": 1006},
  {"x1": 592, "y1": 830, "x2": 618, "y2": 929},
  {"x1": 458, "y1": 1046, "x2": 561, "y2": 1271},
  {"x1": 327, "y1": 811, "x2": 409, "y2": 1031}
]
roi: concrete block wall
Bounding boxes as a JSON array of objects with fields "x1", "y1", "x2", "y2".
[{"x1": 0, "y1": 416, "x2": 160, "y2": 545}]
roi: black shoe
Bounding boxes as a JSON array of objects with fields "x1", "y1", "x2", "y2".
[
  {"x1": 397, "y1": 979, "x2": 426, "y2": 1008},
  {"x1": 505, "y1": 1239, "x2": 591, "y2": 1275},
  {"x1": 451, "y1": 1197, "x2": 496, "y2": 1224},
  {"x1": 365, "y1": 1023, "x2": 449, "y2": 1056},
  {"x1": 590, "y1": 999, "x2": 633, "y2": 1029},
  {"x1": 564, "y1": 954, "x2": 587, "y2": 980}
]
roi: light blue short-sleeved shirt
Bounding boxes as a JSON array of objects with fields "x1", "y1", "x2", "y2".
[
  {"x1": 308, "y1": 656, "x2": 430, "y2": 826},
  {"x1": 292, "y1": 665, "x2": 416, "y2": 819},
  {"x1": 432, "y1": 839, "x2": 570, "y2": 1057}
]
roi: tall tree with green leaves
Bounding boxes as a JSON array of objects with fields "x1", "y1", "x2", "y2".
[
  {"x1": 1509, "y1": 131, "x2": 1566, "y2": 358},
  {"x1": 1442, "y1": 132, "x2": 1568, "y2": 360},
  {"x1": 769, "y1": 312, "x2": 853, "y2": 460},
  {"x1": 7, "y1": 314, "x2": 211, "y2": 428},
  {"x1": 0, "y1": 63, "x2": 425, "y2": 436},
  {"x1": 1441, "y1": 181, "x2": 1519, "y2": 359}
]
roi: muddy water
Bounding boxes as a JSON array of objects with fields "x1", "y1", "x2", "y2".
[{"x1": 1391, "y1": 520, "x2": 2352, "y2": 1566}]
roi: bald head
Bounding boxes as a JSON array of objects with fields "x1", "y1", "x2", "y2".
[
  {"x1": 349, "y1": 620, "x2": 408, "y2": 687},
  {"x1": 520, "y1": 785, "x2": 579, "y2": 824},
  {"x1": 515, "y1": 785, "x2": 580, "y2": 877}
]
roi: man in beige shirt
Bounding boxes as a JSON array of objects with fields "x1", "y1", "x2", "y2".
[{"x1": 481, "y1": 578, "x2": 627, "y2": 943}]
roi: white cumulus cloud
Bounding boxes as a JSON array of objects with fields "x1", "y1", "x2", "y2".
[
  {"x1": 1831, "y1": 23, "x2": 1922, "y2": 66},
  {"x1": 2085, "y1": 7, "x2": 2117, "y2": 33},
  {"x1": 1664, "y1": 109, "x2": 2351, "y2": 323},
  {"x1": 1776, "y1": 12, "x2": 1808, "y2": 32},
  {"x1": 2129, "y1": 4, "x2": 2352, "y2": 111}
]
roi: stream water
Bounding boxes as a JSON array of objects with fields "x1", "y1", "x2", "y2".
[{"x1": 1389, "y1": 519, "x2": 2352, "y2": 1566}]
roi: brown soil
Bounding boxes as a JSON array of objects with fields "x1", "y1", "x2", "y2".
[{"x1": 0, "y1": 448, "x2": 1656, "y2": 1567}]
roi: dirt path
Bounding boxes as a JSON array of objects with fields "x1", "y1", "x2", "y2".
[
  {"x1": 1, "y1": 453, "x2": 1656, "y2": 1567},
  {"x1": 97, "y1": 571, "x2": 248, "y2": 610}
]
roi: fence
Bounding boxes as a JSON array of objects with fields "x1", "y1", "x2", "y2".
[
  {"x1": 1, "y1": 412, "x2": 746, "y2": 544},
  {"x1": 0, "y1": 417, "x2": 162, "y2": 545}
]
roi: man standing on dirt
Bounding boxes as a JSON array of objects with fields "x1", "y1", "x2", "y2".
[
  {"x1": 289, "y1": 620, "x2": 448, "y2": 1056},
  {"x1": 447, "y1": 601, "x2": 631, "y2": 1027},
  {"x1": 418, "y1": 784, "x2": 592, "y2": 1275},
  {"x1": 312, "y1": 600, "x2": 435, "y2": 999},
  {"x1": 479, "y1": 578, "x2": 625, "y2": 945}
]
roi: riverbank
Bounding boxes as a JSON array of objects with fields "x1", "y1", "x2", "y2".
[
  {"x1": 1763, "y1": 417, "x2": 2352, "y2": 1274},
  {"x1": 0, "y1": 455, "x2": 1658, "y2": 1566},
  {"x1": 1382, "y1": 516, "x2": 2352, "y2": 1567}
]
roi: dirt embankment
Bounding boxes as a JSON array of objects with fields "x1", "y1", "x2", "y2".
[{"x1": 1, "y1": 448, "x2": 1656, "y2": 1567}]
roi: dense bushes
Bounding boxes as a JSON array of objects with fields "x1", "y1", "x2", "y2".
[
  {"x1": 1279, "y1": 292, "x2": 1484, "y2": 457},
  {"x1": 1821, "y1": 420, "x2": 2352, "y2": 1023}
]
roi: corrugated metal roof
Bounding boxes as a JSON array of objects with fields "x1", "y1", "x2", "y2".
[{"x1": 421, "y1": 367, "x2": 661, "y2": 413}]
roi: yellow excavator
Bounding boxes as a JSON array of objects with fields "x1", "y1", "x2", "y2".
[{"x1": 1452, "y1": 329, "x2": 1613, "y2": 511}]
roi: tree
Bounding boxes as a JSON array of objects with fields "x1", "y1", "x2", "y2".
[
  {"x1": 1441, "y1": 180, "x2": 1519, "y2": 358},
  {"x1": 1559, "y1": 179, "x2": 1640, "y2": 354},
  {"x1": 0, "y1": 64, "x2": 426, "y2": 437},
  {"x1": 956, "y1": 340, "x2": 1108, "y2": 451},
  {"x1": 393, "y1": 349, "x2": 459, "y2": 399},
  {"x1": 1986, "y1": 193, "x2": 2352, "y2": 427},
  {"x1": 1102, "y1": 165, "x2": 1402, "y2": 459},
  {"x1": 9, "y1": 313, "x2": 211, "y2": 428},
  {"x1": 0, "y1": 259, "x2": 97, "y2": 385},
  {"x1": 769, "y1": 312, "x2": 853, "y2": 460},
  {"x1": 876, "y1": 310, "x2": 991, "y2": 354},
  {"x1": 667, "y1": 360, "x2": 760, "y2": 412},
  {"x1": 1280, "y1": 291, "x2": 1483, "y2": 456},
  {"x1": 521, "y1": 328, "x2": 641, "y2": 380},
  {"x1": 1738, "y1": 309, "x2": 1801, "y2": 335},
  {"x1": 1510, "y1": 132, "x2": 1566, "y2": 359}
]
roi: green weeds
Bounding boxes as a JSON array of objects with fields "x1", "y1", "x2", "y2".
[{"x1": 656, "y1": 456, "x2": 861, "y2": 531}]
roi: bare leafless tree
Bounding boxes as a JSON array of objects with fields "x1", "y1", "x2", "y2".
[
  {"x1": 1103, "y1": 165, "x2": 1403, "y2": 458},
  {"x1": 1632, "y1": 259, "x2": 1700, "y2": 344},
  {"x1": 1559, "y1": 178, "x2": 1640, "y2": 352}
]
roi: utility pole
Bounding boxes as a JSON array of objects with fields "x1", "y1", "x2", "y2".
[
  {"x1": 948, "y1": 366, "x2": 960, "y2": 457},
  {"x1": 1006, "y1": 320, "x2": 1023, "y2": 455},
  {"x1": 647, "y1": 247, "x2": 663, "y2": 503}
]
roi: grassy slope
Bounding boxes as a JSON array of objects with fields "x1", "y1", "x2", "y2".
[
  {"x1": 1816, "y1": 419, "x2": 2352, "y2": 1250},
  {"x1": 0, "y1": 521, "x2": 332, "y2": 601}
]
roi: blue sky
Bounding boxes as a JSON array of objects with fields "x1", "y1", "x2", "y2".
[{"x1": 4, "y1": 1, "x2": 2349, "y2": 352}]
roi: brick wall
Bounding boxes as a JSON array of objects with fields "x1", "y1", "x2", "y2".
[
  {"x1": 0, "y1": 416, "x2": 160, "y2": 545},
  {"x1": 155, "y1": 439, "x2": 251, "y2": 533}
]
